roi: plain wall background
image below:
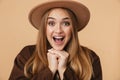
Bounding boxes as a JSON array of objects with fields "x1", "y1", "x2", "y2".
[{"x1": 0, "y1": 0, "x2": 120, "y2": 80}]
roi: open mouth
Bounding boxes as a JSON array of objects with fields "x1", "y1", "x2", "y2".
[{"x1": 53, "y1": 36, "x2": 64, "y2": 44}]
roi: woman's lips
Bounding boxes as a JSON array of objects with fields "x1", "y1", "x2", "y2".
[{"x1": 53, "y1": 36, "x2": 64, "y2": 45}]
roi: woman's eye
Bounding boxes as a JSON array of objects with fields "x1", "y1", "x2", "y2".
[
  {"x1": 63, "y1": 21, "x2": 70, "y2": 26},
  {"x1": 48, "y1": 21, "x2": 55, "y2": 26}
]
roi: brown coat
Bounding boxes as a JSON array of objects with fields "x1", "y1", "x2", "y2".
[{"x1": 9, "y1": 45, "x2": 102, "y2": 80}]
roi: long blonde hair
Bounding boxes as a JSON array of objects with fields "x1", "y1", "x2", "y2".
[{"x1": 24, "y1": 8, "x2": 93, "y2": 80}]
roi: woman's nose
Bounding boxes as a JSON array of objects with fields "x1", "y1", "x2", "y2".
[{"x1": 55, "y1": 24, "x2": 63, "y2": 33}]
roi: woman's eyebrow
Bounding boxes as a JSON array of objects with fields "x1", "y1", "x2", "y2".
[
  {"x1": 63, "y1": 17, "x2": 71, "y2": 20},
  {"x1": 47, "y1": 17, "x2": 71, "y2": 20},
  {"x1": 47, "y1": 17, "x2": 55, "y2": 20},
  {"x1": 63, "y1": 17, "x2": 70, "y2": 19}
]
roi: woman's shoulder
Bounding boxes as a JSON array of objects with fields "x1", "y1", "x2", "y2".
[
  {"x1": 81, "y1": 46, "x2": 102, "y2": 79},
  {"x1": 12, "y1": 45, "x2": 36, "y2": 70},
  {"x1": 17, "y1": 45, "x2": 36, "y2": 60},
  {"x1": 81, "y1": 46, "x2": 100, "y2": 63}
]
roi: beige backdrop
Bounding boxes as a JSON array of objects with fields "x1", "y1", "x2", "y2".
[{"x1": 0, "y1": 0, "x2": 120, "y2": 80}]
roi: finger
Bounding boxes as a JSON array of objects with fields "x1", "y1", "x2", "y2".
[
  {"x1": 59, "y1": 50, "x2": 69, "y2": 57},
  {"x1": 52, "y1": 49, "x2": 69, "y2": 58},
  {"x1": 48, "y1": 49, "x2": 55, "y2": 55},
  {"x1": 49, "y1": 49, "x2": 61, "y2": 58}
]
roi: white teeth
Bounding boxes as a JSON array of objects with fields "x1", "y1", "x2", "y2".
[{"x1": 54, "y1": 36, "x2": 63, "y2": 39}]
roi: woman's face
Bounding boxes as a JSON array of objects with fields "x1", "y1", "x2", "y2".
[{"x1": 46, "y1": 8, "x2": 72, "y2": 50}]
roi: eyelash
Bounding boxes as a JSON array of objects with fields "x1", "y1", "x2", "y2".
[
  {"x1": 47, "y1": 21, "x2": 71, "y2": 26},
  {"x1": 62, "y1": 21, "x2": 70, "y2": 26},
  {"x1": 48, "y1": 21, "x2": 55, "y2": 26}
]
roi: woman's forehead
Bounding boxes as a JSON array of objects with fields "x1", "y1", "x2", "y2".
[{"x1": 47, "y1": 8, "x2": 71, "y2": 20}]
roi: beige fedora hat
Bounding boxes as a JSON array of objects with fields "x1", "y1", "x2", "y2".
[{"x1": 29, "y1": 0, "x2": 90, "y2": 31}]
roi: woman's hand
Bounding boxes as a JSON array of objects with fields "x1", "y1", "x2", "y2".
[
  {"x1": 48, "y1": 49, "x2": 69, "y2": 80},
  {"x1": 47, "y1": 49, "x2": 58, "y2": 75}
]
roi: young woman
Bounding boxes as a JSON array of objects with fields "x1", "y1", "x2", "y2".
[{"x1": 9, "y1": 0, "x2": 102, "y2": 80}]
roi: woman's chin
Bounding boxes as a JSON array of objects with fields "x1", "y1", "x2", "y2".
[{"x1": 52, "y1": 46, "x2": 64, "y2": 51}]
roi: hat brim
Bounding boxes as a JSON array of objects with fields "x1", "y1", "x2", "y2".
[{"x1": 29, "y1": 0, "x2": 90, "y2": 31}]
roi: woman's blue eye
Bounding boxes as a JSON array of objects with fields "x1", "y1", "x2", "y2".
[{"x1": 48, "y1": 21, "x2": 55, "y2": 26}]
